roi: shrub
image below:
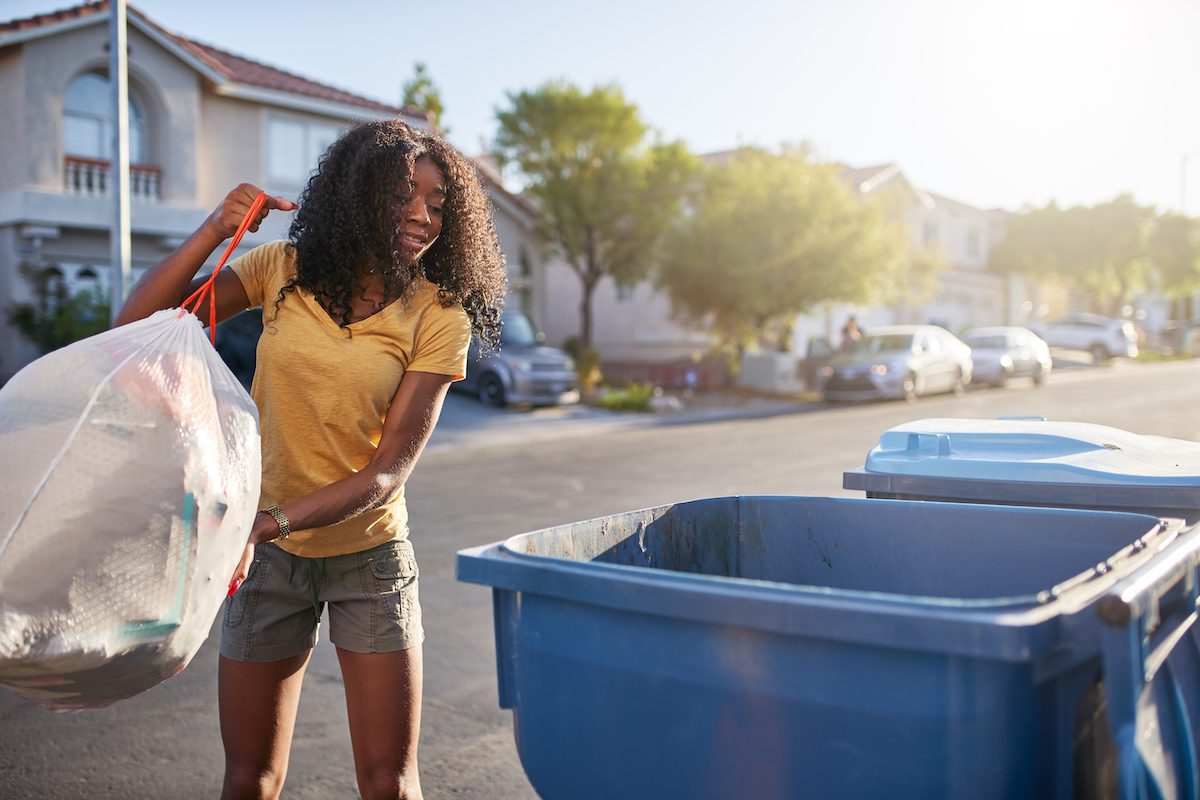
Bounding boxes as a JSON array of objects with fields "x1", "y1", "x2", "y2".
[
  {"x1": 8, "y1": 262, "x2": 110, "y2": 354},
  {"x1": 597, "y1": 382, "x2": 655, "y2": 412}
]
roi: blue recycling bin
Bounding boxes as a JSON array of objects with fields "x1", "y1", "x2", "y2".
[
  {"x1": 457, "y1": 495, "x2": 1200, "y2": 800},
  {"x1": 844, "y1": 418, "x2": 1200, "y2": 522}
]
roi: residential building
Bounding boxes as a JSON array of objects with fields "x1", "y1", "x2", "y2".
[
  {"x1": 789, "y1": 164, "x2": 1020, "y2": 355},
  {"x1": 471, "y1": 154, "x2": 543, "y2": 328},
  {"x1": 0, "y1": 1, "x2": 538, "y2": 384}
]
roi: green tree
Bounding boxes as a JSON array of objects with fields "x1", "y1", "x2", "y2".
[
  {"x1": 655, "y1": 146, "x2": 922, "y2": 356},
  {"x1": 493, "y1": 81, "x2": 698, "y2": 350},
  {"x1": 1149, "y1": 212, "x2": 1200, "y2": 297},
  {"x1": 401, "y1": 62, "x2": 446, "y2": 131},
  {"x1": 8, "y1": 262, "x2": 110, "y2": 354},
  {"x1": 991, "y1": 195, "x2": 1155, "y2": 315}
]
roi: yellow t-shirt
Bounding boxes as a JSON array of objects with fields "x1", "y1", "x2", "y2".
[{"x1": 229, "y1": 240, "x2": 470, "y2": 558}]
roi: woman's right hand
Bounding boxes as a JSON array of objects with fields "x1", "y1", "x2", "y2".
[
  {"x1": 227, "y1": 541, "x2": 256, "y2": 597},
  {"x1": 227, "y1": 510, "x2": 282, "y2": 595},
  {"x1": 115, "y1": 184, "x2": 295, "y2": 326},
  {"x1": 207, "y1": 184, "x2": 297, "y2": 241}
]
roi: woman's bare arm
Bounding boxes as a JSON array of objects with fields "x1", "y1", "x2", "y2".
[
  {"x1": 243, "y1": 370, "x2": 456, "y2": 546},
  {"x1": 115, "y1": 184, "x2": 296, "y2": 327}
]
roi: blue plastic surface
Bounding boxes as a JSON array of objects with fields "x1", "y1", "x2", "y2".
[
  {"x1": 457, "y1": 496, "x2": 1200, "y2": 800},
  {"x1": 845, "y1": 418, "x2": 1200, "y2": 521}
]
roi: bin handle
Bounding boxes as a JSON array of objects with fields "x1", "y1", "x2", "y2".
[
  {"x1": 906, "y1": 432, "x2": 951, "y2": 457},
  {"x1": 1097, "y1": 523, "x2": 1200, "y2": 797}
]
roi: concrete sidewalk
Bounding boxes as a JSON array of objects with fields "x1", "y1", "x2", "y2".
[{"x1": 425, "y1": 390, "x2": 822, "y2": 454}]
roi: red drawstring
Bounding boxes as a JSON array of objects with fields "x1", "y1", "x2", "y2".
[{"x1": 182, "y1": 192, "x2": 269, "y2": 345}]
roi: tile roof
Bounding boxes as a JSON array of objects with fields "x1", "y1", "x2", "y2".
[
  {"x1": 472, "y1": 154, "x2": 539, "y2": 219},
  {"x1": 1, "y1": 1, "x2": 430, "y2": 121},
  {"x1": 839, "y1": 163, "x2": 901, "y2": 194},
  {"x1": 700, "y1": 149, "x2": 742, "y2": 165},
  {"x1": 925, "y1": 191, "x2": 1009, "y2": 216},
  {"x1": 0, "y1": 0, "x2": 107, "y2": 32}
]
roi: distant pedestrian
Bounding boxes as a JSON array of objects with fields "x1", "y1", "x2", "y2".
[
  {"x1": 115, "y1": 120, "x2": 507, "y2": 800},
  {"x1": 840, "y1": 316, "x2": 863, "y2": 349}
]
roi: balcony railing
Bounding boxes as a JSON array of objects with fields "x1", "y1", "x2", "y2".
[{"x1": 64, "y1": 156, "x2": 161, "y2": 202}]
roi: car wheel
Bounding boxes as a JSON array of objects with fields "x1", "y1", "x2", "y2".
[
  {"x1": 1033, "y1": 364, "x2": 1046, "y2": 385},
  {"x1": 951, "y1": 367, "x2": 966, "y2": 396},
  {"x1": 993, "y1": 368, "x2": 1009, "y2": 389},
  {"x1": 478, "y1": 373, "x2": 506, "y2": 407},
  {"x1": 1090, "y1": 343, "x2": 1109, "y2": 363},
  {"x1": 903, "y1": 372, "x2": 918, "y2": 404}
]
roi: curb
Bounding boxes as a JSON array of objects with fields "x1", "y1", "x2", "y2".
[{"x1": 424, "y1": 358, "x2": 1195, "y2": 455}]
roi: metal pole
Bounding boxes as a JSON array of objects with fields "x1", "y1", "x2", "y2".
[{"x1": 109, "y1": 0, "x2": 131, "y2": 325}]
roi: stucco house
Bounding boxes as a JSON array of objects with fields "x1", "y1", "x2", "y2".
[
  {"x1": 471, "y1": 154, "x2": 544, "y2": 328},
  {"x1": 0, "y1": 1, "x2": 540, "y2": 384}
]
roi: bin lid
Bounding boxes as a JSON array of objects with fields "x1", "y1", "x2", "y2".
[{"x1": 847, "y1": 418, "x2": 1200, "y2": 509}]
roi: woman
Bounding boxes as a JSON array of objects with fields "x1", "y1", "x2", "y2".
[{"x1": 116, "y1": 120, "x2": 506, "y2": 800}]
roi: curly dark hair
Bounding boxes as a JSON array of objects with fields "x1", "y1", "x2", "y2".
[{"x1": 279, "y1": 119, "x2": 506, "y2": 347}]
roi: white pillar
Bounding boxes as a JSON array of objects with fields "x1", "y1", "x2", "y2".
[{"x1": 109, "y1": 0, "x2": 132, "y2": 324}]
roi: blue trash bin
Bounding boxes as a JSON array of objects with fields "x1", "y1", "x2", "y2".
[
  {"x1": 843, "y1": 417, "x2": 1200, "y2": 523},
  {"x1": 457, "y1": 496, "x2": 1200, "y2": 800}
]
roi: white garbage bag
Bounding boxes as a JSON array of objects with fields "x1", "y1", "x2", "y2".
[{"x1": 0, "y1": 308, "x2": 260, "y2": 710}]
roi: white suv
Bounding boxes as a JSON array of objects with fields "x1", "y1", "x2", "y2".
[{"x1": 1029, "y1": 314, "x2": 1138, "y2": 361}]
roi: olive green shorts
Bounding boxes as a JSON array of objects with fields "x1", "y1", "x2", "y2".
[{"x1": 220, "y1": 538, "x2": 423, "y2": 662}]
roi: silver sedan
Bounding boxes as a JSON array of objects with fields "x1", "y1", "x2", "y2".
[
  {"x1": 961, "y1": 327, "x2": 1051, "y2": 388},
  {"x1": 817, "y1": 324, "x2": 973, "y2": 403}
]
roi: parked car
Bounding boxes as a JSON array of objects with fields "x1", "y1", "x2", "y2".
[
  {"x1": 960, "y1": 327, "x2": 1051, "y2": 388},
  {"x1": 1028, "y1": 313, "x2": 1138, "y2": 361},
  {"x1": 817, "y1": 324, "x2": 973, "y2": 403},
  {"x1": 1160, "y1": 317, "x2": 1200, "y2": 357},
  {"x1": 456, "y1": 312, "x2": 579, "y2": 407}
]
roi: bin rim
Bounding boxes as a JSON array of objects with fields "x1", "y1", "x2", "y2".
[
  {"x1": 844, "y1": 466, "x2": 1200, "y2": 515},
  {"x1": 456, "y1": 495, "x2": 1181, "y2": 662}
]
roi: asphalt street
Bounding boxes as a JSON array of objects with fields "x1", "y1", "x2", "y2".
[{"x1": 1, "y1": 355, "x2": 1197, "y2": 799}]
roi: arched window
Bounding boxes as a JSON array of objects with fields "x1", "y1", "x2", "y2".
[{"x1": 64, "y1": 72, "x2": 146, "y2": 163}]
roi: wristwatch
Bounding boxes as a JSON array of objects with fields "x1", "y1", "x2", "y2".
[{"x1": 260, "y1": 506, "x2": 291, "y2": 541}]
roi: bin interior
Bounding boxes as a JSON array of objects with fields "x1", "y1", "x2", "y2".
[{"x1": 510, "y1": 496, "x2": 1160, "y2": 602}]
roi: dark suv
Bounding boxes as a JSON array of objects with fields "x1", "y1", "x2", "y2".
[{"x1": 456, "y1": 312, "x2": 579, "y2": 407}]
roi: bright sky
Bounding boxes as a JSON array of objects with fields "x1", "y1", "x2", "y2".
[{"x1": 8, "y1": 0, "x2": 1200, "y2": 214}]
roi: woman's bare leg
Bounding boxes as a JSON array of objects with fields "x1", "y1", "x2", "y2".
[
  {"x1": 218, "y1": 652, "x2": 311, "y2": 800},
  {"x1": 336, "y1": 644, "x2": 423, "y2": 800}
]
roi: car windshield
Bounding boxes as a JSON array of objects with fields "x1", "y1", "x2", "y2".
[
  {"x1": 853, "y1": 334, "x2": 913, "y2": 353},
  {"x1": 500, "y1": 314, "x2": 538, "y2": 346},
  {"x1": 964, "y1": 335, "x2": 1007, "y2": 349}
]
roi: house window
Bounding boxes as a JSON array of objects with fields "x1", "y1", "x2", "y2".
[
  {"x1": 64, "y1": 72, "x2": 147, "y2": 162},
  {"x1": 923, "y1": 221, "x2": 939, "y2": 244},
  {"x1": 967, "y1": 227, "x2": 980, "y2": 256},
  {"x1": 267, "y1": 117, "x2": 342, "y2": 186},
  {"x1": 616, "y1": 285, "x2": 635, "y2": 303}
]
